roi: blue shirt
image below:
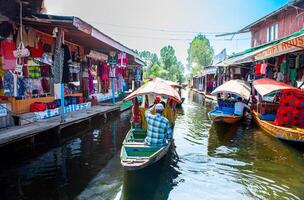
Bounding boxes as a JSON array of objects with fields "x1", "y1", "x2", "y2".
[{"x1": 145, "y1": 110, "x2": 173, "y2": 146}]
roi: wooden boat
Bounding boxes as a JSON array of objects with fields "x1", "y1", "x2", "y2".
[
  {"x1": 208, "y1": 79, "x2": 251, "y2": 124},
  {"x1": 120, "y1": 128, "x2": 172, "y2": 171},
  {"x1": 252, "y1": 110, "x2": 304, "y2": 142},
  {"x1": 208, "y1": 110, "x2": 241, "y2": 124},
  {"x1": 120, "y1": 78, "x2": 181, "y2": 170},
  {"x1": 252, "y1": 78, "x2": 304, "y2": 142}
]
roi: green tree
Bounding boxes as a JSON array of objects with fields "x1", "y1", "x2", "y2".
[
  {"x1": 187, "y1": 34, "x2": 214, "y2": 75},
  {"x1": 137, "y1": 50, "x2": 159, "y2": 78}
]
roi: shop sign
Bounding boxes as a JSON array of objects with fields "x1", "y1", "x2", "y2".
[
  {"x1": 0, "y1": 104, "x2": 7, "y2": 117},
  {"x1": 213, "y1": 49, "x2": 226, "y2": 65},
  {"x1": 255, "y1": 34, "x2": 304, "y2": 60}
]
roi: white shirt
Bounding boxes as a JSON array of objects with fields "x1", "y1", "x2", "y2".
[
  {"x1": 276, "y1": 72, "x2": 284, "y2": 82},
  {"x1": 234, "y1": 102, "x2": 249, "y2": 116}
]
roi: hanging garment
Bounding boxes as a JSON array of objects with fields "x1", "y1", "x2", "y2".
[
  {"x1": 255, "y1": 64, "x2": 262, "y2": 76},
  {"x1": 23, "y1": 78, "x2": 33, "y2": 95},
  {"x1": 40, "y1": 65, "x2": 51, "y2": 77},
  {"x1": 88, "y1": 66, "x2": 95, "y2": 94},
  {"x1": 28, "y1": 65, "x2": 41, "y2": 78},
  {"x1": 108, "y1": 54, "x2": 117, "y2": 65},
  {"x1": 32, "y1": 79, "x2": 43, "y2": 94},
  {"x1": 117, "y1": 52, "x2": 128, "y2": 68},
  {"x1": 4, "y1": 71, "x2": 14, "y2": 96},
  {"x1": 289, "y1": 68, "x2": 297, "y2": 81},
  {"x1": 280, "y1": 61, "x2": 287, "y2": 74},
  {"x1": 61, "y1": 44, "x2": 71, "y2": 83},
  {"x1": 16, "y1": 25, "x2": 37, "y2": 48},
  {"x1": 17, "y1": 78, "x2": 26, "y2": 96},
  {"x1": 28, "y1": 44, "x2": 43, "y2": 58},
  {"x1": 260, "y1": 63, "x2": 267, "y2": 74},
  {"x1": 41, "y1": 78, "x2": 50, "y2": 93},
  {"x1": 295, "y1": 55, "x2": 300, "y2": 69},
  {"x1": 101, "y1": 62, "x2": 110, "y2": 81},
  {"x1": 0, "y1": 39, "x2": 16, "y2": 70}
]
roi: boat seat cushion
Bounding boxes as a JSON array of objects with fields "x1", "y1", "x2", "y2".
[
  {"x1": 259, "y1": 113, "x2": 276, "y2": 121},
  {"x1": 220, "y1": 106, "x2": 234, "y2": 114}
]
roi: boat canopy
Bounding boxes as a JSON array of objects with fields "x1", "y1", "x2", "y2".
[
  {"x1": 211, "y1": 79, "x2": 251, "y2": 100},
  {"x1": 124, "y1": 78, "x2": 182, "y2": 103},
  {"x1": 253, "y1": 78, "x2": 302, "y2": 96},
  {"x1": 155, "y1": 78, "x2": 182, "y2": 89}
]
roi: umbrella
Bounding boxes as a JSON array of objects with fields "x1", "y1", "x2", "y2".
[
  {"x1": 211, "y1": 79, "x2": 251, "y2": 100},
  {"x1": 124, "y1": 78, "x2": 182, "y2": 103},
  {"x1": 155, "y1": 78, "x2": 182, "y2": 88}
]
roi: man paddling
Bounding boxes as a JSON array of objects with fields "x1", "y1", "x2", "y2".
[{"x1": 145, "y1": 103, "x2": 173, "y2": 146}]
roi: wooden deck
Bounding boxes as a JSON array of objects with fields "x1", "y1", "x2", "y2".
[{"x1": 0, "y1": 105, "x2": 119, "y2": 147}]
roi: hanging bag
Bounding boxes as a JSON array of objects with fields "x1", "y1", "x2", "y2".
[
  {"x1": 13, "y1": 42, "x2": 30, "y2": 58},
  {"x1": 13, "y1": 2, "x2": 30, "y2": 60}
]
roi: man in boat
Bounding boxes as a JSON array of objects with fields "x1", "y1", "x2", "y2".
[
  {"x1": 145, "y1": 103, "x2": 173, "y2": 146},
  {"x1": 234, "y1": 97, "x2": 250, "y2": 117}
]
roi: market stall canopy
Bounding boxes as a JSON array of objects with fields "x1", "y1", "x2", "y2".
[
  {"x1": 155, "y1": 78, "x2": 182, "y2": 89},
  {"x1": 22, "y1": 14, "x2": 145, "y2": 66},
  {"x1": 253, "y1": 78, "x2": 302, "y2": 96},
  {"x1": 211, "y1": 79, "x2": 251, "y2": 100},
  {"x1": 124, "y1": 79, "x2": 182, "y2": 103}
]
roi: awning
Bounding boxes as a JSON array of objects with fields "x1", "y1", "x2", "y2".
[
  {"x1": 23, "y1": 14, "x2": 144, "y2": 66},
  {"x1": 255, "y1": 29, "x2": 304, "y2": 60},
  {"x1": 155, "y1": 78, "x2": 182, "y2": 88},
  {"x1": 124, "y1": 79, "x2": 182, "y2": 103},
  {"x1": 253, "y1": 78, "x2": 302, "y2": 96},
  {"x1": 216, "y1": 29, "x2": 304, "y2": 67},
  {"x1": 211, "y1": 79, "x2": 251, "y2": 100}
]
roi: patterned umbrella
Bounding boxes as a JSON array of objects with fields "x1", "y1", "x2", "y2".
[{"x1": 124, "y1": 78, "x2": 182, "y2": 103}]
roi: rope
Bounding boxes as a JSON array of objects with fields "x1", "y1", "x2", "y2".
[{"x1": 20, "y1": 1, "x2": 23, "y2": 42}]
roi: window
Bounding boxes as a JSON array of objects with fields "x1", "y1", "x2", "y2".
[{"x1": 266, "y1": 23, "x2": 279, "y2": 42}]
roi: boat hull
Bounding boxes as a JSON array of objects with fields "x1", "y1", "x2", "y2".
[
  {"x1": 120, "y1": 128, "x2": 172, "y2": 171},
  {"x1": 208, "y1": 110, "x2": 241, "y2": 124},
  {"x1": 252, "y1": 110, "x2": 304, "y2": 142}
]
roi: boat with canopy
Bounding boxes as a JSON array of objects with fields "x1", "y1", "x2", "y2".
[
  {"x1": 252, "y1": 78, "x2": 304, "y2": 142},
  {"x1": 120, "y1": 78, "x2": 181, "y2": 170},
  {"x1": 208, "y1": 79, "x2": 251, "y2": 124},
  {"x1": 155, "y1": 78, "x2": 185, "y2": 107}
]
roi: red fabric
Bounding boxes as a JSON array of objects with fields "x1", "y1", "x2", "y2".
[
  {"x1": 77, "y1": 96, "x2": 83, "y2": 104},
  {"x1": 132, "y1": 98, "x2": 141, "y2": 123},
  {"x1": 30, "y1": 102, "x2": 47, "y2": 112},
  {"x1": 255, "y1": 64, "x2": 262, "y2": 76},
  {"x1": 46, "y1": 102, "x2": 57, "y2": 109},
  {"x1": 28, "y1": 44, "x2": 43, "y2": 57},
  {"x1": 101, "y1": 62, "x2": 109, "y2": 81},
  {"x1": 274, "y1": 90, "x2": 304, "y2": 127},
  {"x1": 0, "y1": 39, "x2": 16, "y2": 70}
]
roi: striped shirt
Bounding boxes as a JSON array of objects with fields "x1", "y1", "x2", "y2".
[{"x1": 145, "y1": 110, "x2": 173, "y2": 146}]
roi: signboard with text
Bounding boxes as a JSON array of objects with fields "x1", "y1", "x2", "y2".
[{"x1": 255, "y1": 34, "x2": 304, "y2": 60}]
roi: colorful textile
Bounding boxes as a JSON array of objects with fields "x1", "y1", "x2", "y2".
[
  {"x1": 0, "y1": 39, "x2": 16, "y2": 70},
  {"x1": 280, "y1": 61, "x2": 287, "y2": 74},
  {"x1": 17, "y1": 78, "x2": 26, "y2": 96},
  {"x1": 4, "y1": 71, "x2": 14, "y2": 96},
  {"x1": 117, "y1": 52, "x2": 128, "y2": 68},
  {"x1": 255, "y1": 64, "x2": 262, "y2": 76},
  {"x1": 144, "y1": 109, "x2": 172, "y2": 146},
  {"x1": 62, "y1": 44, "x2": 71, "y2": 83},
  {"x1": 88, "y1": 66, "x2": 95, "y2": 94},
  {"x1": 261, "y1": 63, "x2": 267, "y2": 74},
  {"x1": 28, "y1": 65, "x2": 41, "y2": 78},
  {"x1": 274, "y1": 90, "x2": 304, "y2": 127},
  {"x1": 100, "y1": 62, "x2": 110, "y2": 81},
  {"x1": 16, "y1": 25, "x2": 37, "y2": 48},
  {"x1": 289, "y1": 68, "x2": 297, "y2": 81}
]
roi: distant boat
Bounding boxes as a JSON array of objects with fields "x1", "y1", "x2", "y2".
[
  {"x1": 252, "y1": 78, "x2": 304, "y2": 142},
  {"x1": 120, "y1": 78, "x2": 181, "y2": 170},
  {"x1": 208, "y1": 79, "x2": 251, "y2": 124}
]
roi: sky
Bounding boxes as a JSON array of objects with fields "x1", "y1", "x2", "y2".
[{"x1": 44, "y1": 0, "x2": 288, "y2": 65}]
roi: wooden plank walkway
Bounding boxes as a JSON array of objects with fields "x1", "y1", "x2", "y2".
[{"x1": 0, "y1": 105, "x2": 119, "y2": 147}]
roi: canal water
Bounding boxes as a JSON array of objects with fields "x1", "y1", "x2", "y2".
[{"x1": 1, "y1": 90, "x2": 304, "y2": 200}]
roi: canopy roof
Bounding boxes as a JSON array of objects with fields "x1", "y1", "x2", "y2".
[
  {"x1": 124, "y1": 79, "x2": 182, "y2": 103},
  {"x1": 22, "y1": 14, "x2": 145, "y2": 66},
  {"x1": 155, "y1": 78, "x2": 182, "y2": 89},
  {"x1": 211, "y1": 79, "x2": 251, "y2": 100},
  {"x1": 216, "y1": 29, "x2": 304, "y2": 67},
  {"x1": 253, "y1": 78, "x2": 302, "y2": 96}
]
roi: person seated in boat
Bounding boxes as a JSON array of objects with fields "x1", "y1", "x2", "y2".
[
  {"x1": 234, "y1": 97, "x2": 250, "y2": 117},
  {"x1": 145, "y1": 103, "x2": 173, "y2": 146}
]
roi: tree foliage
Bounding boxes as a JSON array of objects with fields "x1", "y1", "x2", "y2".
[
  {"x1": 137, "y1": 46, "x2": 184, "y2": 83},
  {"x1": 187, "y1": 34, "x2": 214, "y2": 75}
]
